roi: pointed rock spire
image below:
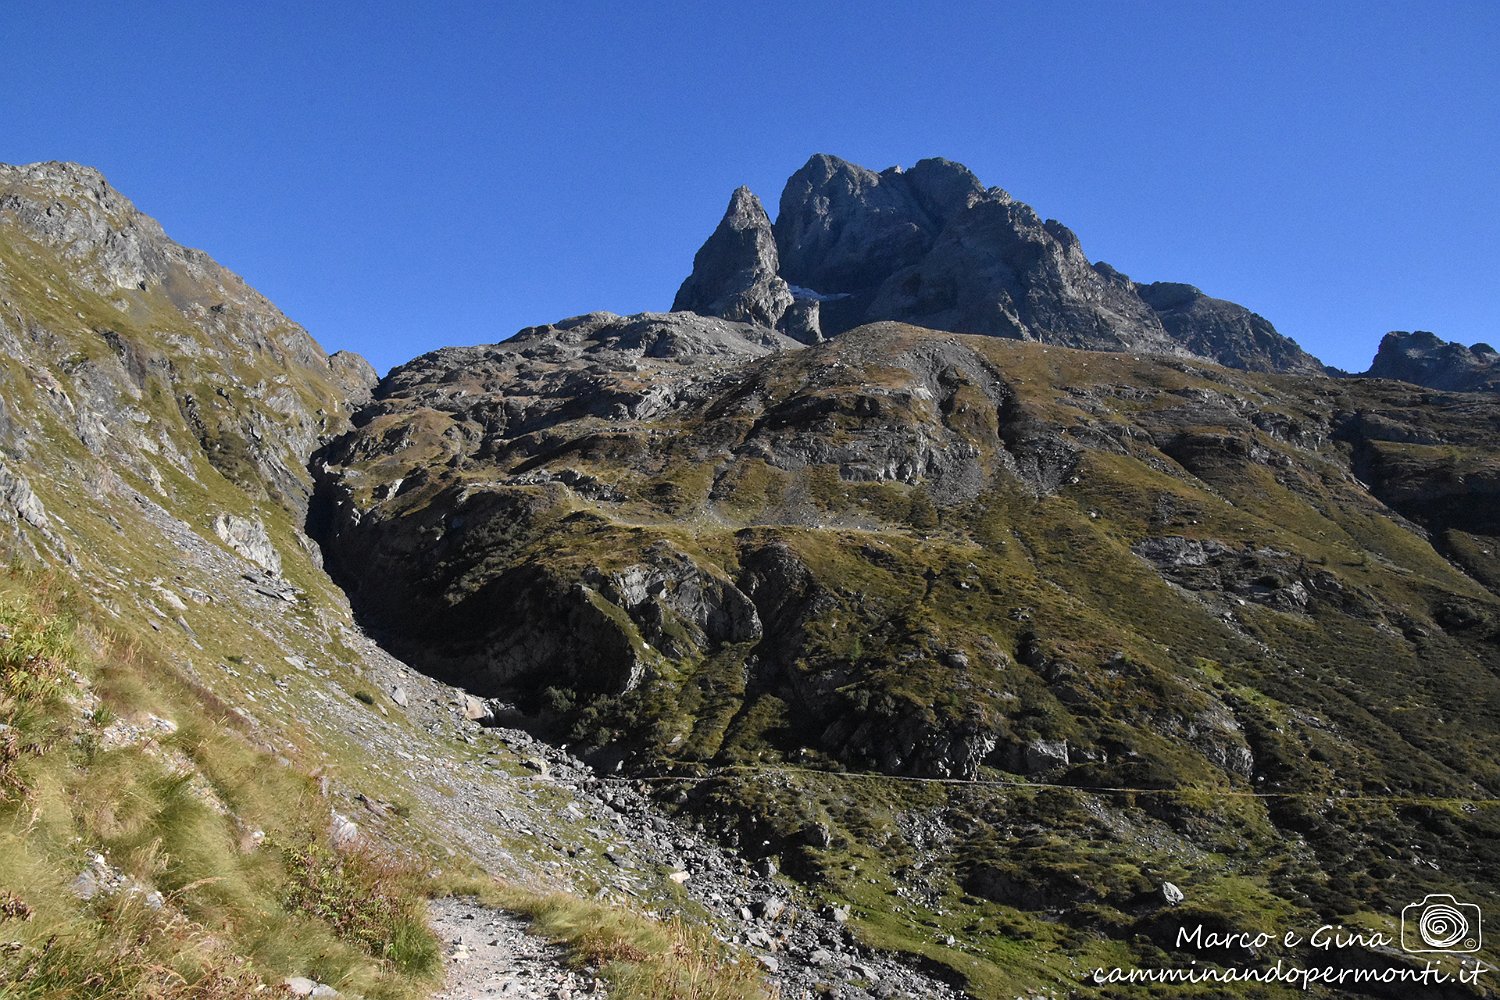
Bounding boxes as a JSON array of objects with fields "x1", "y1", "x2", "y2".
[{"x1": 672, "y1": 187, "x2": 793, "y2": 330}]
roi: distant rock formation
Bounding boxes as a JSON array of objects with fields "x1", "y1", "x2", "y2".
[
  {"x1": 1134, "y1": 281, "x2": 1326, "y2": 376},
  {"x1": 676, "y1": 154, "x2": 1326, "y2": 373},
  {"x1": 1362, "y1": 330, "x2": 1499, "y2": 393}
]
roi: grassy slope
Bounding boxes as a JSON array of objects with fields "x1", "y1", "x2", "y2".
[{"x1": 0, "y1": 569, "x2": 441, "y2": 998}]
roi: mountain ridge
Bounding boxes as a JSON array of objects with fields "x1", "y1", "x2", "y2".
[{"x1": 676, "y1": 153, "x2": 1331, "y2": 376}]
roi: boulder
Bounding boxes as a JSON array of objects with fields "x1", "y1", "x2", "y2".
[
  {"x1": 212, "y1": 513, "x2": 281, "y2": 576},
  {"x1": 1023, "y1": 739, "x2": 1070, "y2": 774},
  {"x1": 754, "y1": 897, "x2": 787, "y2": 920},
  {"x1": 779, "y1": 296, "x2": 823, "y2": 344},
  {"x1": 330, "y1": 812, "x2": 360, "y2": 847}
]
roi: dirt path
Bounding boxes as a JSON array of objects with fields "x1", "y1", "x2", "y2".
[{"x1": 428, "y1": 897, "x2": 606, "y2": 1000}]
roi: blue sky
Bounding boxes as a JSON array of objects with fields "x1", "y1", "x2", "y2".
[{"x1": 4, "y1": 2, "x2": 1497, "y2": 374}]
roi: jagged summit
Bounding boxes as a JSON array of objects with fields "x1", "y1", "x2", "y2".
[
  {"x1": 670, "y1": 186, "x2": 796, "y2": 335},
  {"x1": 676, "y1": 153, "x2": 1327, "y2": 374},
  {"x1": 774, "y1": 154, "x2": 991, "y2": 299},
  {"x1": 771, "y1": 154, "x2": 1037, "y2": 342},
  {"x1": 1362, "y1": 329, "x2": 1500, "y2": 393}
]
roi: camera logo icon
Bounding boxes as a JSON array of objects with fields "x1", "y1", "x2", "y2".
[{"x1": 1401, "y1": 894, "x2": 1482, "y2": 953}]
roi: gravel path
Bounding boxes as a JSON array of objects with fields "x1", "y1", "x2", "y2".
[{"x1": 428, "y1": 896, "x2": 606, "y2": 1000}]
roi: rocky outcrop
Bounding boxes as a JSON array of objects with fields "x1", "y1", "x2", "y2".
[
  {"x1": 819, "y1": 708, "x2": 997, "y2": 781},
  {"x1": 677, "y1": 154, "x2": 1327, "y2": 373},
  {"x1": 589, "y1": 546, "x2": 762, "y2": 655},
  {"x1": 329, "y1": 350, "x2": 380, "y2": 408},
  {"x1": 0, "y1": 458, "x2": 66, "y2": 560},
  {"x1": 212, "y1": 513, "x2": 283, "y2": 576},
  {"x1": 778, "y1": 297, "x2": 823, "y2": 345},
  {"x1": 1132, "y1": 536, "x2": 1375, "y2": 616},
  {"x1": 673, "y1": 187, "x2": 794, "y2": 332},
  {"x1": 1332, "y1": 399, "x2": 1500, "y2": 587},
  {"x1": 0, "y1": 460, "x2": 52, "y2": 531},
  {"x1": 1362, "y1": 330, "x2": 1500, "y2": 393},
  {"x1": 1135, "y1": 281, "x2": 1326, "y2": 376}
]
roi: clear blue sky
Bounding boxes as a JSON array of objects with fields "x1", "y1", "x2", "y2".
[{"x1": 4, "y1": 2, "x2": 1497, "y2": 374}]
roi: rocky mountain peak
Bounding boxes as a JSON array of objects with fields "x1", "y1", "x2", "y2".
[
  {"x1": 773, "y1": 153, "x2": 953, "y2": 298},
  {"x1": 1363, "y1": 329, "x2": 1500, "y2": 392},
  {"x1": 671, "y1": 185, "x2": 794, "y2": 333},
  {"x1": 677, "y1": 154, "x2": 1329, "y2": 374},
  {"x1": 899, "y1": 156, "x2": 991, "y2": 216}
]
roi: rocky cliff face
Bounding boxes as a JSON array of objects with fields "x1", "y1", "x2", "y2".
[
  {"x1": 675, "y1": 154, "x2": 1328, "y2": 374},
  {"x1": 311, "y1": 309, "x2": 800, "y2": 692},
  {"x1": 1362, "y1": 329, "x2": 1500, "y2": 393},
  {"x1": 671, "y1": 187, "x2": 799, "y2": 336}
]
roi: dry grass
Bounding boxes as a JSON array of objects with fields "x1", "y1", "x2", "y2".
[
  {"x1": 0, "y1": 564, "x2": 766, "y2": 998},
  {"x1": 0, "y1": 567, "x2": 444, "y2": 998}
]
